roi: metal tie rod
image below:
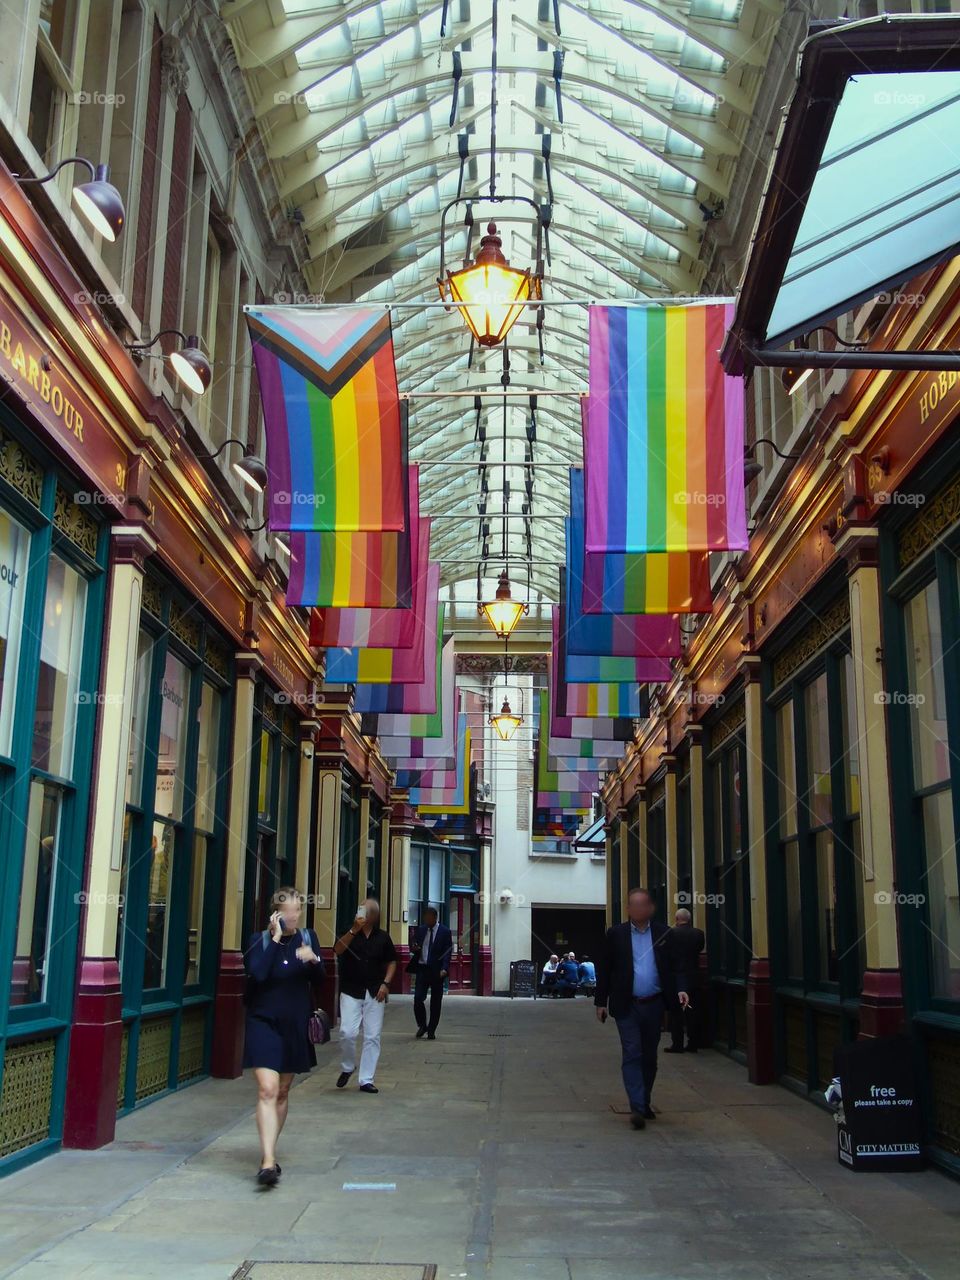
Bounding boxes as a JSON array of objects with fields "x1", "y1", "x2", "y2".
[
  {"x1": 244, "y1": 297, "x2": 734, "y2": 311},
  {"x1": 402, "y1": 389, "x2": 584, "y2": 398}
]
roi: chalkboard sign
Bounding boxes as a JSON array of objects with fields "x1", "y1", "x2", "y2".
[
  {"x1": 510, "y1": 960, "x2": 538, "y2": 999},
  {"x1": 834, "y1": 1035, "x2": 924, "y2": 1172}
]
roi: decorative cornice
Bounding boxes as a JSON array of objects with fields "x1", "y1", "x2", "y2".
[
  {"x1": 53, "y1": 484, "x2": 98, "y2": 557},
  {"x1": 898, "y1": 470, "x2": 960, "y2": 569},
  {"x1": 111, "y1": 523, "x2": 157, "y2": 569},
  {"x1": 771, "y1": 594, "x2": 850, "y2": 687},
  {"x1": 710, "y1": 698, "x2": 746, "y2": 749}
]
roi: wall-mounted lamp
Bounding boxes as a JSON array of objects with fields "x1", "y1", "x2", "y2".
[
  {"x1": 126, "y1": 329, "x2": 212, "y2": 396},
  {"x1": 197, "y1": 437, "x2": 267, "y2": 494},
  {"x1": 13, "y1": 156, "x2": 125, "y2": 241}
]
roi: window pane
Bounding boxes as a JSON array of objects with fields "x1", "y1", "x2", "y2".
[
  {"x1": 840, "y1": 653, "x2": 861, "y2": 816},
  {"x1": 428, "y1": 848, "x2": 444, "y2": 905},
  {"x1": 184, "y1": 833, "x2": 207, "y2": 986},
  {"x1": 126, "y1": 629, "x2": 154, "y2": 807},
  {"x1": 143, "y1": 819, "x2": 175, "y2": 990},
  {"x1": 804, "y1": 674, "x2": 832, "y2": 827},
  {"x1": 12, "y1": 780, "x2": 60, "y2": 1005},
  {"x1": 777, "y1": 702, "x2": 797, "y2": 836},
  {"x1": 257, "y1": 729, "x2": 274, "y2": 820},
  {"x1": 783, "y1": 840, "x2": 803, "y2": 981},
  {"x1": 816, "y1": 830, "x2": 838, "y2": 984},
  {"x1": 728, "y1": 748, "x2": 743, "y2": 855},
  {"x1": 905, "y1": 582, "x2": 950, "y2": 790},
  {"x1": 0, "y1": 511, "x2": 31, "y2": 758},
  {"x1": 156, "y1": 652, "x2": 190, "y2": 819},
  {"x1": 275, "y1": 743, "x2": 291, "y2": 857},
  {"x1": 408, "y1": 844, "x2": 423, "y2": 923},
  {"x1": 32, "y1": 555, "x2": 87, "y2": 777},
  {"x1": 194, "y1": 682, "x2": 222, "y2": 833},
  {"x1": 921, "y1": 789, "x2": 960, "y2": 1000}
]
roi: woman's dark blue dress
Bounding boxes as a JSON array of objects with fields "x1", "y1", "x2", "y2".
[{"x1": 243, "y1": 929, "x2": 325, "y2": 1074}]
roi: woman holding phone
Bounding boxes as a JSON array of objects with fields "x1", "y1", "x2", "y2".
[{"x1": 243, "y1": 886, "x2": 325, "y2": 1186}]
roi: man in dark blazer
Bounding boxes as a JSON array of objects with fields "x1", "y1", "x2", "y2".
[
  {"x1": 664, "y1": 907, "x2": 705, "y2": 1054},
  {"x1": 595, "y1": 887, "x2": 693, "y2": 1129},
  {"x1": 410, "y1": 906, "x2": 453, "y2": 1040}
]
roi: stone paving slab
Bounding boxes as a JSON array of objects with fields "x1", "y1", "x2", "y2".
[{"x1": 0, "y1": 996, "x2": 958, "y2": 1280}]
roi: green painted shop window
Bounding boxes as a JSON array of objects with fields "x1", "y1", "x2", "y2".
[
  {"x1": 11, "y1": 780, "x2": 60, "y2": 1005},
  {"x1": 0, "y1": 509, "x2": 31, "y2": 757},
  {"x1": 143, "y1": 818, "x2": 175, "y2": 991},
  {"x1": 804, "y1": 673, "x2": 832, "y2": 828},
  {"x1": 156, "y1": 650, "x2": 190, "y2": 820},
  {"x1": 125, "y1": 629, "x2": 154, "y2": 807},
  {"x1": 31, "y1": 554, "x2": 87, "y2": 776},
  {"x1": 905, "y1": 582, "x2": 949, "y2": 790}
]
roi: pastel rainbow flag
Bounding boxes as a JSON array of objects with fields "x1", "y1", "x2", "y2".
[
  {"x1": 560, "y1": 575, "x2": 680, "y2": 659},
  {"x1": 570, "y1": 467, "x2": 711, "y2": 615},
  {"x1": 554, "y1": 607, "x2": 670, "y2": 686},
  {"x1": 584, "y1": 304, "x2": 747, "y2": 553},
  {"x1": 548, "y1": 658, "x2": 633, "y2": 741},
  {"x1": 396, "y1": 715, "x2": 467, "y2": 792},
  {"x1": 414, "y1": 724, "x2": 471, "y2": 813},
  {"x1": 309, "y1": 494, "x2": 427, "y2": 648},
  {"x1": 362, "y1": 640, "x2": 457, "y2": 750},
  {"x1": 350, "y1": 600, "x2": 444, "y2": 714},
  {"x1": 247, "y1": 306, "x2": 404, "y2": 532},
  {"x1": 288, "y1": 465, "x2": 418, "y2": 609}
]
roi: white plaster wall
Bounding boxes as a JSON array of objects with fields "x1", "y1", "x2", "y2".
[{"x1": 488, "y1": 677, "x2": 606, "y2": 992}]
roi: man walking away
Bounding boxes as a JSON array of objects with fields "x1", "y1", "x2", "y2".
[
  {"x1": 664, "y1": 907, "x2": 705, "y2": 1054},
  {"x1": 595, "y1": 887, "x2": 692, "y2": 1130},
  {"x1": 333, "y1": 898, "x2": 397, "y2": 1093},
  {"x1": 410, "y1": 906, "x2": 453, "y2": 1039}
]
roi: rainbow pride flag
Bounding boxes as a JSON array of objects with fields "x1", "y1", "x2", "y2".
[
  {"x1": 395, "y1": 714, "x2": 467, "y2": 791},
  {"x1": 413, "y1": 723, "x2": 471, "y2": 813},
  {"x1": 555, "y1": 607, "x2": 670, "y2": 685},
  {"x1": 560, "y1": 575, "x2": 680, "y2": 659},
  {"x1": 584, "y1": 304, "x2": 747, "y2": 553},
  {"x1": 247, "y1": 306, "x2": 404, "y2": 532},
  {"x1": 350, "y1": 600, "x2": 444, "y2": 714},
  {"x1": 309, "y1": 496, "x2": 427, "y2": 648},
  {"x1": 363, "y1": 639, "x2": 456, "y2": 750},
  {"x1": 323, "y1": 565, "x2": 439, "y2": 688},
  {"x1": 288, "y1": 465, "x2": 418, "y2": 609},
  {"x1": 569, "y1": 467, "x2": 711, "y2": 615},
  {"x1": 548, "y1": 658, "x2": 633, "y2": 740}
]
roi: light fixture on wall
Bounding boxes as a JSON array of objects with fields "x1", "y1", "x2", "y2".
[
  {"x1": 198, "y1": 436, "x2": 267, "y2": 492},
  {"x1": 126, "y1": 329, "x2": 212, "y2": 396},
  {"x1": 13, "y1": 157, "x2": 125, "y2": 241}
]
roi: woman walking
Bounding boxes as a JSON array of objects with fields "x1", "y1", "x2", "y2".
[{"x1": 243, "y1": 886, "x2": 325, "y2": 1186}]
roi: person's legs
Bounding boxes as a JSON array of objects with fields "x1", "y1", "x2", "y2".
[
  {"x1": 358, "y1": 993, "x2": 385, "y2": 1085},
  {"x1": 275, "y1": 1071, "x2": 295, "y2": 1139},
  {"x1": 254, "y1": 1068, "x2": 281, "y2": 1169},
  {"x1": 614, "y1": 1006, "x2": 647, "y2": 1113},
  {"x1": 413, "y1": 970, "x2": 429, "y2": 1030},
  {"x1": 427, "y1": 971, "x2": 444, "y2": 1033},
  {"x1": 668, "y1": 1001, "x2": 685, "y2": 1050},
  {"x1": 637, "y1": 998, "x2": 664, "y2": 1106},
  {"x1": 339, "y1": 993, "x2": 363, "y2": 1074}
]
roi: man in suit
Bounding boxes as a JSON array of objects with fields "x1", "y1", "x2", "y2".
[
  {"x1": 410, "y1": 907, "x2": 453, "y2": 1040},
  {"x1": 664, "y1": 907, "x2": 705, "y2": 1054},
  {"x1": 595, "y1": 887, "x2": 693, "y2": 1129}
]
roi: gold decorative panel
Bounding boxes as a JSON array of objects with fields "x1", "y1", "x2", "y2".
[
  {"x1": 177, "y1": 1008, "x2": 207, "y2": 1083},
  {"x1": 772, "y1": 596, "x2": 850, "y2": 688},
  {"x1": 135, "y1": 1017, "x2": 172, "y2": 1102},
  {"x1": 53, "y1": 483, "x2": 98, "y2": 557},
  {"x1": 205, "y1": 637, "x2": 229, "y2": 680},
  {"x1": 898, "y1": 472, "x2": 960, "y2": 570},
  {"x1": 169, "y1": 600, "x2": 201, "y2": 653},
  {"x1": 0, "y1": 428, "x2": 43, "y2": 506},
  {"x1": 142, "y1": 574, "x2": 163, "y2": 618},
  {"x1": 927, "y1": 1037, "x2": 960, "y2": 1156},
  {"x1": 262, "y1": 698, "x2": 280, "y2": 729},
  {"x1": 117, "y1": 1023, "x2": 129, "y2": 1111},
  {"x1": 0, "y1": 1037, "x2": 56, "y2": 1157},
  {"x1": 710, "y1": 699, "x2": 746, "y2": 751},
  {"x1": 814, "y1": 1011, "x2": 841, "y2": 1091}
]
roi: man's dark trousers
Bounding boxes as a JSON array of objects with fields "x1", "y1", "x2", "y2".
[
  {"x1": 414, "y1": 968, "x2": 445, "y2": 1034},
  {"x1": 615, "y1": 995, "x2": 664, "y2": 1111}
]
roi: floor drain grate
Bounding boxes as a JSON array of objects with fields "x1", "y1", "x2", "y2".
[{"x1": 488, "y1": 1033, "x2": 512, "y2": 1037}]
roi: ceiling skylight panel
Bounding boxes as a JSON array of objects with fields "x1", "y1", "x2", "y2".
[{"x1": 304, "y1": 64, "x2": 359, "y2": 111}]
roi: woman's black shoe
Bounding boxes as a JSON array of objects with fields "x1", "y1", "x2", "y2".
[
  {"x1": 257, "y1": 1165, "x2": 279, "y2": 1187},
  {"x1": 336, "y1": 1071, "x2": 353, "y2": 1088}
]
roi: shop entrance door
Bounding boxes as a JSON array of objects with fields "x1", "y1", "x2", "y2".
[{"x1": 446, "y1": 892, "x2": 477, "y2": 992}]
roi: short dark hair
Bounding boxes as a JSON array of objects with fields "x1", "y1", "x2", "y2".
[
  {"x1": 627, "y1": 887, "x2": 653, "y2": 902},
  {"x1": 424, "y1": 905, "x2": 439, "y2": 918}
]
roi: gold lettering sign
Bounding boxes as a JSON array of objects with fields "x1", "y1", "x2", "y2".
[
  {"x1": 0, "y1": 321, "x2": 84, "y2": 443},
  {"x1": 918, "y1": 368, "x2": 960, "y2": 426}
]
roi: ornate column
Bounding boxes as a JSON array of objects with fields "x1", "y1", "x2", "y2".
[
  {"x1": 475, "y1": 799, "x2": 495, "y2": 994},
  {"x1": 63, "y1": 525, "x2": 155, "y2": 1147},
  {"x1": 294, "y1": 720, "x2": 319, "y2": 899},
  {"x1": 685, "y1": 722, "x2": 709, "y2": 1035},
  {"x1": 742, "y1": 652, "x2": 775, "y2": 1084},
  {"x1": 211, "y1": 649, "x2": 260, "y2": 1078},
  {"x1": 663, "y1": 754, "x2": 679, "y2": 916},
  {"x1": 617, "y1": 808, "x2": 630, "y2": 918},
  {"x1": 388, "y1": 796, "x2": 415, "y2": 992},
  {"x1": 837, "y1": 521, "x2": 904, "y2": 1035},
  {"x1": 312, "y1": 760, "x2": 345, "y2": 1014}
]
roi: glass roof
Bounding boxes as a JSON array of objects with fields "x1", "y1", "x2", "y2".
[
  {"x1": 227, "y1": 0, "x2": 776, "y2": 600},
  {"x1": 767, "y1": 70, "x2": 960, "y2": 345}
]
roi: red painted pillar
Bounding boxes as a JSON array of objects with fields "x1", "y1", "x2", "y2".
[
  {"x1": 210, "y1": 950, "x2": 246, "y2": 1078},
  {"x1": 746, "y1": 957, "x2": 775, "y2": 1084},
  {"x1": 62, "y1": 959, "x2": 123, "y2": 1148},
  {"x1": 477, "y1": 946, "x2": 494, "y2": 996},
  {"x1": 859, "y1": 969, "x2": 905, "y2": 1038}
]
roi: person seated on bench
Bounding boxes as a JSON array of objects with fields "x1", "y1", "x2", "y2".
[
  {"x1": 555, "y1": 953, "x2": 580, "y2": 998},
  {"x1": 577, "y1": 954, "x2": 597, "y2": 995},
  {"x1": 541, "y1": 954, "x2": 560, "y2": 996}
]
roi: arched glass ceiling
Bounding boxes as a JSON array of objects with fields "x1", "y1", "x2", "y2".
[{"x1": 225, "y1": 0, "x2": 780, "y2": 604}]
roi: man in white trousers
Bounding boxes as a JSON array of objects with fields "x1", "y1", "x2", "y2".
[{"x1": 333, "y1": 898, "x2": 397, "y2": 1094}]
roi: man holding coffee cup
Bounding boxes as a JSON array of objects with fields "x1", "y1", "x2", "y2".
[{"x1": 332, "y1": 898, "x2": 397, "y2": 1093}]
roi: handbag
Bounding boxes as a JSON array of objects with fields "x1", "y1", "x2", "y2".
[{"x1": 308, "y1": 1007, "x2": 331, "y2": 1045}]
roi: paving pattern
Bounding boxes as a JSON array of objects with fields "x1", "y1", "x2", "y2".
[{"x1": 0, "y1": 996, "x2": 957, "y2": 1279}]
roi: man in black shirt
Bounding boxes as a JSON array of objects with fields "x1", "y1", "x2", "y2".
[{"x1": 333, "y1": 898, "x2": 397, "y2": 1093}]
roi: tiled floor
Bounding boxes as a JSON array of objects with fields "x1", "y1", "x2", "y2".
[{"x1": 1, "y1": 997, "x2": 957, "y2": 1279}]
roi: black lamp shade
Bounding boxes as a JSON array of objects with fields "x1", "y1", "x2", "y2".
[{"x1": 72, "y1": 164, "x2": 125, "y2": 242}]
